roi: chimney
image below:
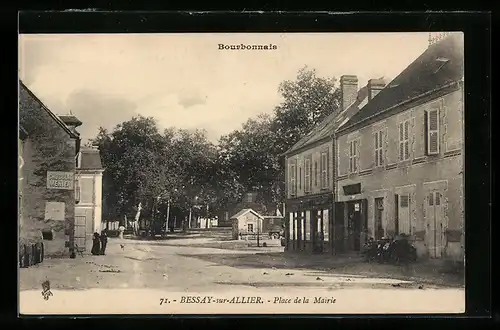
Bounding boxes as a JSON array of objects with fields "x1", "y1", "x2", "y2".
[
  {"x1": 58, "y1": 114, "x2": 83, "y2": 129},
  {"x1": 367, "y1": 78, "x2": 386, "y2": 101},
  {"x1": 340, "y1": 75, "x2": 358, "y2": 111}
]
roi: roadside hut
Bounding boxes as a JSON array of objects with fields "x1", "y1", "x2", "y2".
[{"x1": 230, "y1": 208, "x2": 264, "y2": 240}]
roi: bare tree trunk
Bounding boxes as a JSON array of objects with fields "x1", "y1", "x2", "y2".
[
  {"x1": 166, "y1": 199, "x2": 171, "y2": 231},
  {"x1": 188, "y1": 207, "x2": 192, "y2": 229}
]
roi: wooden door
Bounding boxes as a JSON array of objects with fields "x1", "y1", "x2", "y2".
[
  {"x1": 426, "y1": 191, "x2": 446, "y2": 258},
  {"x1": 374, "y1": 198, "x2": 384, "y2": 239}
]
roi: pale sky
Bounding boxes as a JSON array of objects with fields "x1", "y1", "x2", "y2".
[{"x1": 19, "y1": 32, "x2": 430, "y2": 143}]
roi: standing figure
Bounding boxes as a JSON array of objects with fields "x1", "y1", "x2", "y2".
[
  {"x1": 100, "y1": 230, "x2": 108, "y2": 255},
  {"x1": 91, "y1": 232, "x2": 101, "y2": 256},
  {"x1": 118, "y1": 225, "x2": 125, "y2": 239}
]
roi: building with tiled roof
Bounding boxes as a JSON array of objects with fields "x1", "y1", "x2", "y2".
[
  {"x1": 335, "y1": 32, "x2": 464, "y2": 262},
  {"x1": 282, "y1": 74, "x2": 382, "y2": 255},
  {"x1": 19, "y1": 81, "x2": 82, "y2": 264}
]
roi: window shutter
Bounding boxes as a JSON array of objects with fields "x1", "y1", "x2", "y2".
[
  {"x1": 435, "y1": 192, "x2": 441, "y2": 205},
  {"x1": 404, "y1": 141, "x2": 410, "y2": 160},
  {"x1": 307, "y1": 156, "x2": 312, "y2": 191},
  {"x1": 327, "y1": 150, "x2": 330, "y2": 185},
  {"x1": 379, "y1": 146, "x2": 383, "y2": 167},
  {"x1": 299, "y1": 167, "x2": 302, "y2": 189},
  {"x1": 314, "y1": 161, "x2": 318, "y2": 187},
  {"x1": 427, "y1": 109, "x2": 440, "y2": 155},
  {"x1": 399, "y1": 123, "x2": 404, "y2": 161}
]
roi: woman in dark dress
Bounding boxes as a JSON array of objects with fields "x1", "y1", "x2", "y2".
[
  {"x1": 91, "y1": 232, "x2": 101, "y2": 255},
  {"x1": 100, "y1": 230, "x2": 108, "y2": 255}
]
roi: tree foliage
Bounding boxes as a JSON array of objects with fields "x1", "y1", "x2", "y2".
[
  {"x1": 91, "y1": 66, "x2": 341, "y2": 222},
  {"x1": 218, "y1": 66, "x2": 341, "y2": 204}
]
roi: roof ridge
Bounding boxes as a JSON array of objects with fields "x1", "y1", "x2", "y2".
[{"x1": 19, "y1": 80, "x2": 79, "y2": 139}]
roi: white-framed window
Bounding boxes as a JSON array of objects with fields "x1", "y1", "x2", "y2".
[
  {"x1": 288, "y1": 212, "x2": 294, "y2": 240},
  {"x1": 399, "y1": 120, "x2": 410, "y2": 161},
  {"x1": 247, "y1": 223, "x2": 254, "y2": 232},
  {"x1": 305, "y1": 211, "x2": 311, "y2": 241},
  {"x1": 320, "y1": 152, "x2": 328, "y2": 189},
  {"x1": 289, "y1": 163, "x2": 296, "y2": 196},
  {"x1": 322, "y1": 209, "x2": 329, "y2": 241},
  {"x1": 425, "y1": 108, "x2": 440, "y2": 155},
  {"x1": 349, "y1": 140, "x2": 359, "y2": 173},
  {"x1": 374, "y1": 130, "x2": 384, "y2": 167},
  {"x1": 304, "y1": 158, "x2": 311, "y2": 192}
]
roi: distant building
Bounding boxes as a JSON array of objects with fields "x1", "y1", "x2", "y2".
[
  {"x1": 262, "y1": 215, "x2": 285, "y2": 237},
  {"x1": 19, "y1": 81, "x2": 81, "y2": 264},
  {"x1": 230, "y1": 208, "x2": 264, "y2": 240},
  {"x1": 74, "y1": 146, "x2": 104, "y2": 252},
  {"x1": 218, "y1": 191, "x2": 276, "y2": 228}
]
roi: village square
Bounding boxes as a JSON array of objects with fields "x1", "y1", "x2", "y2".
[{"x1": 18, "y1": 32, "x2": 465, "y2": 314}]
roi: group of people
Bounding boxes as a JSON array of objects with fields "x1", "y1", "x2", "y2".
[{"x1": 91, "y1": 230, "x2": 108, "y2": 256}]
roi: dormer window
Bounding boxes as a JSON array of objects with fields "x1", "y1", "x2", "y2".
[{"x1": 434, "y1": 57, "x2": 450, "y2": 73}]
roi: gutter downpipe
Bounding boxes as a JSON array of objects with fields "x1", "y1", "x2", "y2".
[{"x1": 331, "y1": 131, "x2": 336, "y2": 256}]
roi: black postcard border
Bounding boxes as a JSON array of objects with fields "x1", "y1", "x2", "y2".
[{"x1": 4, "y1": 10, "x2": 492, "y2": 326}]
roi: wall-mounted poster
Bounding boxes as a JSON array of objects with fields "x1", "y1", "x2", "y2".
[{"x1": 44, "y1": 202, "x2": 65, "y2": 221}]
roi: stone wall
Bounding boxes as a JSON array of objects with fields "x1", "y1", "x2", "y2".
[{"x1": 19, "y1": 85, "x2": 78, "y2": 258}]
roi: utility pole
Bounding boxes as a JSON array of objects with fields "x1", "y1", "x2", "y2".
[{"x1": 257, "y1": 217, "x2": 261, "y2": 247}]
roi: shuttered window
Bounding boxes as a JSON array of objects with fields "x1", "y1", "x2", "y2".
[
  {"x1": 320, "y1": 152, "x2": 328, "y2": 188},
  {"x1": 374, "y1": 130, "x2": 384, "y2": 167},
  {"x1": 322, "y1": 209, "x2": 329, "y2": 241},
  {"x1": 289, "y1": 164, "x2": 296, "y2": 196},
  {"x1": 304, "y1": 158, "x2": 312, "y2": 192},
  {"x1": 314, "y1": 161, "x2": 318, "y2": 187},
  {"x1": 399, "y1": 120, "x2": 410, "y2": 161},
  {"x1": 349, "y1": 140, "x2": 359, "y2": 173},
  {"x1": 426, "y1": 108, "x2": 440, "y2": 155},
  {"x1": 299, "y1": 167, "x2": 302, "y2": 190}
]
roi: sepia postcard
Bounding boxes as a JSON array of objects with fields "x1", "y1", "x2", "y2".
[{"x1": 18, "y1": 31, "x2": 465, "y2": 315}]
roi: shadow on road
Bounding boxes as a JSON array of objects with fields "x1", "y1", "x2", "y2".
[{"x1": 179, "y1": 252, "x2": 465, "y2": 288}]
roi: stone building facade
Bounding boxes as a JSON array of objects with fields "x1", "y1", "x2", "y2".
[
  {"x1": 75, "y1": 146, "x2": 104, "y2": 252},
  {"x1": 19, "y1": 81, "x2": 81, "y2": 261},
  {"x1": 283, "y1": 76, "x2": 378, "y2": 254},
  {"x1": 335, "y1": 33, "x2": 464, "y2": 261}
]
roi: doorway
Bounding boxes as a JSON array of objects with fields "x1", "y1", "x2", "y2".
[
  {"x1": 312, "y1": 209, "x2": 324, "y2": 254},
  {"x1": 334, "y1": 202, "x2": 345, "y2": 252},
  {"x1": 426, "y1": 191, "x2": 446, "y2": 258},
  {"x1": 347, "y1": 202, "x2": 361, "y2": 251},
  {"x1": 74, "y1": 215, "x2": 86, "y2": 253},
  {"x1": 346, "y1": 200, "x2": 368, "y2": 251},
  {"x1": 374, "y1": 197, "x2": 384, "y2": 239}
]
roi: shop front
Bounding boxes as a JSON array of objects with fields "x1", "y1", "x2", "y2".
[
  {"x1": 336, "y1": 183, "x2": 369, "y2": 252},
  {"x1": 285, "y1": 193, "x2": 333, "y2": 254}
]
